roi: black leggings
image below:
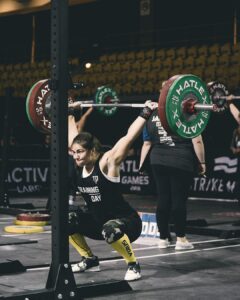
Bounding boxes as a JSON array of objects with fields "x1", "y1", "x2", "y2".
[
  {"x1": 68, "y1": 209, "x2": 142, "y2": 243},
  {"x1": 151, "y1": 165, "x2": 193, "y2": 239}
]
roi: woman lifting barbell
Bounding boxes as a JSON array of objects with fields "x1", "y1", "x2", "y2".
[{"x1": 67, "y1": 100, "x2": 158, "y2": 281}]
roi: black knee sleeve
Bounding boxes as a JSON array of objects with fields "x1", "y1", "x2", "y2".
[{"x1": 102, "y1": 219, "x2": 124, "y2": 244}]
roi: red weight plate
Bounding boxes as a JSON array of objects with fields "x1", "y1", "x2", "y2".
[
  {"x1": 26, "y1": 79, "x2": 51, "y2": 134},
  {"x1": 158, "y1": 75, "x2": 181, "y2": 135},
  {"x1": 16, "y1": 213, "x2": 51, "y2": 222}
]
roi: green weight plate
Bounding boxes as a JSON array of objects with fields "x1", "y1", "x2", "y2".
[
  {"x1": 159, "y1": 74, "x2": 211, "y2": 139},
  {"x1": 95, "y1": 86, "x2": 119, "y2": 117}
]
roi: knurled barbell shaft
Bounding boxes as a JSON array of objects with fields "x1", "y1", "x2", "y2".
[
  {"x1": 73, "y1": 101, "x2": 147, "y2": 108},
  {"x1": 73, "y1": 101, "x2": 216, "y2": 111}
]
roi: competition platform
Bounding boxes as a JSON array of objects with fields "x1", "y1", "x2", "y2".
[{"x1": 0, "y1": 194, "x2": 240, "y2": 299}]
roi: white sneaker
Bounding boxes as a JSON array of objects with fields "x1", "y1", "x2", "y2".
[
  {"x1": 175, "y1": 237, "x2": 194, "y2": 250},
  {"x1": 72, "y1": 256, "x2": 100, "y2": 273},
  {"x1": 124, "y1": 262, "x2": 141, "y2": 281},
  {"x1": 158, "y1": 238, "x2": 170, "y2": 248}
]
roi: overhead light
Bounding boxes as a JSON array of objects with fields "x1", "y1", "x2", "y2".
[{"x1": 85, "y1": 62, "x2": 92, "y2": 69}]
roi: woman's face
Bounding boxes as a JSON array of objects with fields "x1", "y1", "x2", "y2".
[{"x1": 71, "y1": 143, "x2": 92, "y2": 167}]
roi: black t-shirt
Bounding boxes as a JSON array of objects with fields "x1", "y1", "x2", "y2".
[
  {"x1": 144, "y1": 110, "x2": 198, "y2": 173},
  {"x1": 71, "y1": 158, "x2": 137, "y2": 225}
]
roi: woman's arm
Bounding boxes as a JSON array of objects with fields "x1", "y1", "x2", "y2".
[
  {"x1": 76, "y1": 107, "x2": 93, "y2": 132},
  {"x1": 68, "y1": 115, "x2": 79, "y2": 148},
  {"x1": 226, "y1": 95, "x2": 240, "y2": 124},
  {"x1": 192, "y1": 135, "x2": 206, "y2": 175},
  {"x1": 139, "y1": 141, "x2": 152, "y2": 171},
  {"x1": 109, "y1": 102, "x2": 157, "y2": 164},
  {"x1": 228, "y1": 102, "x2": 240, "y2": 125}
]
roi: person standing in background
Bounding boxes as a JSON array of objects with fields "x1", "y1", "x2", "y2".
[{"x1": 139, "y1": 83, "x2": 206, "y2": 250}]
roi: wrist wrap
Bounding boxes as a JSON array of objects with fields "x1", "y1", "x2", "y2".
[{"x1": 139, "y1": 106, "x2": 153, "y2": 120}]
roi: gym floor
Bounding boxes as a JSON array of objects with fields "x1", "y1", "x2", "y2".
[{"x1": 0, "y1": 195, "x2": 240, "y2": 299}]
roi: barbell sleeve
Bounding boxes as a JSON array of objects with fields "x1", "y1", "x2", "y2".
[{"x1": 194, "y1": 103, "x2": 217, "y2": 111}]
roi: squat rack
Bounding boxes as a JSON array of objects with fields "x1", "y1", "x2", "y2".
[{"x1": 4, "y1": 1, "x2": 131, "y2": 299}]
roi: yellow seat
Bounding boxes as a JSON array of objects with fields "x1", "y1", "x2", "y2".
[
  {"x1": 105, "y1": 73, "x2": 117, "y2": 85},
  {"x1": 99, "y1": 54, "x2": 108, "y2": 63},
  {"x1": 218, "y1": 54, "x2": 230, "y2": 67},
  {"x1": 151, "y1": 58, "x2": 162, "y2": 71},
  {"x1": 232, "y1": 43, "x2": 240, "y2": 55},
  {"x1": 94, "y1": 63, "x2": 103, "y2": 73},
  {"x1": 87, "y1": 74, "x2": 98, "y2": 86},
  {"x1": 195, "y1": 55, "x2": 206, "y2": 68},
  {"x1": 172, "y1": 57, "x2": 184, "y2": 69},
  {"x1": 141, "y1": 59, "x2": 151, "y2": 72},
  {"x1": 162, "y1": 57, "x2": 173, "y2": 70},
  {"x1": 132, "y1": 60, "x2": 141, "y2": 72},
  {"x1": 112, "y1": 62, "x2": 121, "y2": 72},
  {"x1": 133, "y1": 81, "x2": 144, "y2": 94},
  {"x1": 215, "y1": 66, "x2": 228, "y2": 83},
  {"x1": 143, "y1": 80, "x2": 154, "y2": 94},
  {"x1": 227, "y1": 66, "x2": 240, "y2": 90},
  {"x1": 156, "y1": 48, "x2": 166, "y2": 60},
  {"x1": 158, "y1": 69, "x2": 169, "y2": 81},
  {"x1": 114, "y1": 83, "x2": 122, "y2": 95},
  {"x1": 220, "y1": 43, "x2": 232, "y2": 55},
  {"x1": 38, "y1": 60, "x2": 47, "y2": 69},
  {"x1": 126, "y1": 51, "x2": 136, "y2": 62},
  {"x1": 39, "y1": 68, "x2": 49, "y2": 78},
  {"x1": 192, "y1": 67, "x2": 204, "y2": 78},
  {"x1": 121, "y1": 61, "x2": 131, "y2": 72},
  {"x1": 183, "y1": 56, "x2": 195, "y2": 69},
  {"x1": 122, "y1": 82, "x2": 133, "y2": 95},
  {"x1": 206, "y1": 55, "x2": 218, "y2": 67},
  {"x1": 203, "y1": 67, "x2": 216, "y2": 83},
  {"x1": 169, "y1": 68, "x2": 181, "y2": 78},
  {"x1": 116, "y1": 52, "x2": 126, "y2": 62},
  {"x1": 6, "y1": 64, "x2": 13, "y2": 72},
  {"x1": 147, "y1": 71, "x2": 158, "y2": 83},
  {"x1": 102, "y1": 63, "x2": 112, "y2": 73},
  {"x1": 136, "y1": 50, "x2": 145, "y2": 61},
  {"x1": 165, "y1": 48, "x2": 175, "y2": 59},
  {"x1": 0, "y1": 64, "x2": 5, "y2": 72},
  {"x1": 14, "y1": 63, "x2": 21, "y2": 71},
  {"x1": 154, "y1": 80, "x2": 166, "y2": 94},
  {"x1": 229, "y1": 52, "x2": 240, "y2": 65},
  {"x1": 198, "y1": 45, "x2": 208, "y2": 56},
  {"x1": 181, "y1": 67, "x2": 194, "y2": 75},
  {"x1": 187, "y1": 46, "x2": 197, "y2": 58},
  {"x1": 127, "y1": 72, "x2": 137, "y2": 83},
  {"x1": 108, "y1": 53, "x2": 117, "y2": 63},
  {"x1": 137, "y1": 72, "x2": 147, "y2": 83},
  {"x1": 84, "y1": 86, "x2": 93, "y2": 97},
  {"x1": 176, "y1": 46, "x2": 186, "y2": 58},
  {"x1": 208, "y1": 43, "x2": 220, "y2": 56},
  {"x1": 96, "y1": 74, "x2": 108, "y2": 86},
  {"x1": 145, "y1": 48, "x2": 155, "y2": 60}
]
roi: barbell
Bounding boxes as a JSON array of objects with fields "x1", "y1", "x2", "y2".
[{"x1": 25, "y1": 74, "x2": 238, "y2": 139}]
